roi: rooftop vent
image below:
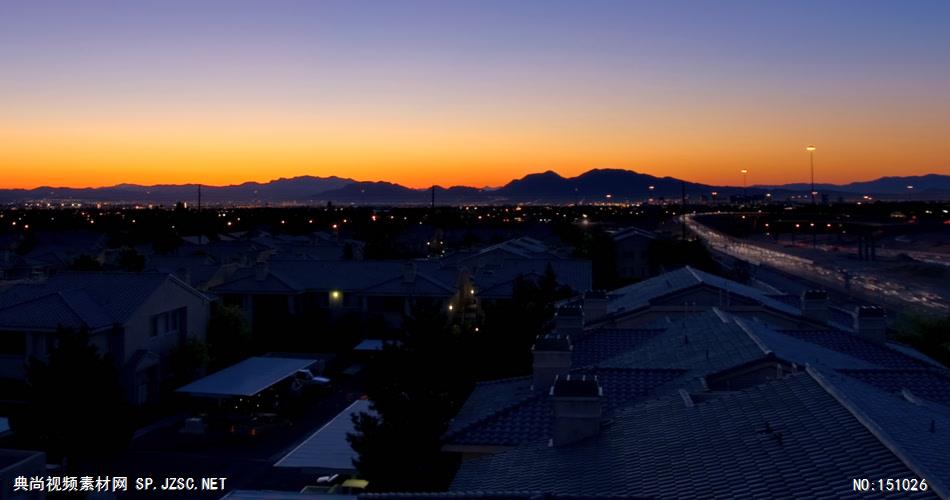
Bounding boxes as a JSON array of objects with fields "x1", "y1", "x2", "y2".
[
  {"x1": 800, "y1": 289, "x2": 829, "y2": 323},
  {"x1": 554, "y1": 305, "x2": 584, "y2": 336},
  {"x1": 853, "y1": 306, "x2": 887, "y2": 344},
  {"x1": 582, "y1": 290, "x2": 608, "y2": 324},
  {"x1": 550, "y1": 374, "x2": 603, "y2": 447},
  {"x1": 532, "y1": 334, "x2": 573, "y2": 392}
]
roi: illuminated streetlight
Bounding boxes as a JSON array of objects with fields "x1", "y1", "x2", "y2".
[
  {"x1": 740, "y1": 169, "x2": 749, "y2": 199},
  {"x1": 806, "y1": 145, "x2": 817, "y2": 204}
]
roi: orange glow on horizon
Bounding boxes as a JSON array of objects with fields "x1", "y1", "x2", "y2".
[{"x1": 2, "y1": 100, "x2": 948, "y2": 189}]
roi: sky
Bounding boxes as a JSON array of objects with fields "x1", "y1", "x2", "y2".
[{"x1": 1, "y1": 0, "x2": 949, "y2": 189}]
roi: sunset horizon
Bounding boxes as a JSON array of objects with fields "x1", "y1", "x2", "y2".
[
  {"x1": 1, "y1": 164, "x2": 948, "y2": 192},
  {"x1": 3, "y1": 0, "x2": 949, "y2": 190},
  {"x1": 1, "y1": 2, "x2": 949, "y2": 497}
]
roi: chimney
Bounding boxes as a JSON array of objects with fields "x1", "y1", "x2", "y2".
[
  {"x1": 800, "y1": 289, "x2": 829, "y2": 323},
  {"x1": 254, "y1": 261, "x2": 269, "y2": 282},
  {"x1": 402, "y1": 261, "x2": 417, "y2": 283},
  {"x1": 554, "y1": 305, "x2": 584, "y2": 336},
  {"x1": 532, "y1": 335, "x2": 572, "y2": 392},
  {"x1": 853, "y1": 306, "x2": 887, "y2": 344},
  {"x1": 550, "y1": 375, "x2": 602, "y2": 447},
  {"x1": 582, "y1": 291, "x2": 608, "y2": 324}
]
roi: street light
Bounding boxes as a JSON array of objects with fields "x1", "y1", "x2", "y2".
[
  {"x1": 740, "y1": 169, "x2": 749, "y2": 199},
  {"x1": 806, "y1": 145, "x2": 817, "y2": 204}
]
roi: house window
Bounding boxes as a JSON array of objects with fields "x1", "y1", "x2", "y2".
[{"x1": 150, "y1": 307, "x2": 187, "y2": 337}]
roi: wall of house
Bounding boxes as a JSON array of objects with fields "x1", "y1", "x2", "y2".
[
  {"x1": 614, "y1": 236, "x2": 652, "y2": 280},
  {"x1": 123, "y1": 279, "x2": 210, "y2": 364}
]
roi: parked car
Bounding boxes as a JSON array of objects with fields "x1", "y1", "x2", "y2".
[{"x1": 288, "y1": 369, "x2": 332, "y2": 396}]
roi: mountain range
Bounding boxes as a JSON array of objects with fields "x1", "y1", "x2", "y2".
[{"x1": 1, "y1": 170, "x2": 947, "y2": 205}]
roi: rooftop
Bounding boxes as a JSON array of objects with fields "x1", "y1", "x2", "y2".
[
  {"x1": 176, "y1": 357, "x2": 317, "y2": 397},
  {"x1": 451, "y1": 372, "x2": 934, "y2": 499},
  {"x1": 275, "y1": 399, "x2": 374, "y2": 471},
  {"x1": 0, "y1": 272, "x2": 207, "y2": 331}
]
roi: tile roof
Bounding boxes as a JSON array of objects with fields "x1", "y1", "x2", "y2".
[
  {"x1": 836, "y1": 369, "x2": 950, "y2": 407},
  {"x1": 810, "y1": 367, "x2": 950, "y2": 498},
  {"x1": 604, "y1": 266, "x2": 800, "y2": 318},
  {"x1": 739, "y1": 320, "x2": 878, "y2": 370},
  {"x1": 451, "y1": 372, "x2": 935, "y2": 499},
  {"x1": 0, "y1": 272, "x2": 204, "y2": 331},
  {"x1": 448, "y1": 311, "x2": 765, "y2": 448},
  {"x1": 212, "y1": 261, "x2": 418, "y2": 294},
  {"x1": 600, "y1": 310, "x2": 768, "y2": 375},
  {"x1": 469, "y1": 260, "x2": 592, "y2": 298},
  {"x1": 446, "y1": 376, "x2": 533, "y2": 439},
  {"x1": 775, "y1": 329, "x2": 931, "y2": 369},
  {"x1": 359, "y1": 274, "x2": 454, "y2": 296},
  {"x1": 610, "y1": 226, "x2": 657, "y2": 242},
  {"x1": 570, "y1": 328, "x2": 662, "y2": 368},
  {"x1": 445, "y1": 368, "x2": 684, "y2": 447}
]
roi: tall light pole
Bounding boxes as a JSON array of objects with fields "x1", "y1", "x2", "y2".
[
  {"x1": 740, "y1": 169, "x2": 749, "y2": 199},
  {"x1": 806, "y1": 145, "x2": 816, "y2": 204}
]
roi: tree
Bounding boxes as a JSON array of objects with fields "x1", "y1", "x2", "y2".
[
  {"x1": 646, "y1": 238, "x2": 720, "y2": 275},
  {"x1": 10, "y1": 328, "x2": 133, "y2": 462},
  {"x1": 894, "y1": 313, "x2": 950, "y2": 367},
  {"x1": 166, "y1": 337, "x2": 210, "y2": 389},
  {"x1": 477, "y1": 269, "x2": 573, "y2": 380},
  {"x1": 348, "y1": 304, "x2": 472, "y2": 491},
  {"x1": 117, "y1": 247, "x2": 145, "y2": 271},
  {"x1": 68, "y1": 254, "x2": 103, "y2": 271},
  {"x1": 206, "y1": 303, "x2": 252, "y2": 370}
]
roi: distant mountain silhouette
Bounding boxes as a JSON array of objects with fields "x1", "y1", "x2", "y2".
[
  {"x1": 496, "y1": 168, "x2": 720, "y2": 201},
  {"x1": 758, "y1": 174, "x2": 950, "y2": 195},
  {"x1": 0, "y1": 176, "x2": 354, "y2": 204},
  {"x1": 0, "y1": 170, "x2": 946, "y2": 204}
]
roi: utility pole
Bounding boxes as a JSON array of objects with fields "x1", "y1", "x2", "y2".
[
  {"x1": 806, "y1": 145, "x2": 816, "y2": 204},
  {"x1": 681, "y1": 181, "x2": 687, "y2": 240},
  {"x1": 198, "y1": 184, "x2": 203, "y2": 245}
]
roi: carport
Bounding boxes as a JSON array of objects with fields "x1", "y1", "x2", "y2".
[{"x1": 177, "y1": 356, "x2": 318, "y2": 398}]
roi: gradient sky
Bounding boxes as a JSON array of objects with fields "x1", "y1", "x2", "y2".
[{"x1": 2, "y1": 0, "x2": 949, "y2": 189}]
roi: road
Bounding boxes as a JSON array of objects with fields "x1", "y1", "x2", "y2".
[{"x1": 685, "y1": 214, "x2": 949, "y2": 314}]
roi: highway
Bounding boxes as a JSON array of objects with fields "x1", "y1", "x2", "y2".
[{"x1": 684, "y1": 214, "x2": 949, "y2": 314}]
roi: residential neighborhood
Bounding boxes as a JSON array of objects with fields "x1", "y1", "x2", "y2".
[
  {"x1": 2, "y1": 1, "x2": 950, "y2": 497},
  {"x1": 0, "y1": 202, "x2": 947, "y2": 499}
]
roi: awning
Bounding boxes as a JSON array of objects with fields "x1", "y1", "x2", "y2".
[{"x1": 176, "y1": 357, "x2": 317, "y2": 397}]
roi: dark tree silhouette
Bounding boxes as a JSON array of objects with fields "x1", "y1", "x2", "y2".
[
  {"x1": 11, "y1": 327, "x2": 132, "y2": 462},
  {"x1": 206, "y1": 302, "x2": 252, "y2": 370},
  {"x1": 68, "y1": 254, "x2": 103, "y2": 271},
  {"x1": 347, "y1": 303, "x2": 472, "y2": 491}
]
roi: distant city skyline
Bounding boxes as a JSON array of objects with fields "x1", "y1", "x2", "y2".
[{"x1": 2, "y1": 0, "x2": 949, "y2": 189}]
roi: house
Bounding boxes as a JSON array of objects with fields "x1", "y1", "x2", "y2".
[
  {"x1": 0, "y1": 272, "x2": 212, "y2": 404},
  {"x1": 210, "y1": 261, "x2": 453, "y2": 329},
  {"x1": 0, "y1": 231, "x2": 108, "y2": 281},
  {"x1": 210, "y1": 238, "x2": 592, "y2": 329},
  {"x1": 609, "y1": 226, "x2": 657, "y2": 281},
  {"x1": 584, "y1": 265, "x2": 856, "y2": 331},
  {"x1": 437, "y1": 268, "x2": 950, "y2": 498}
]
